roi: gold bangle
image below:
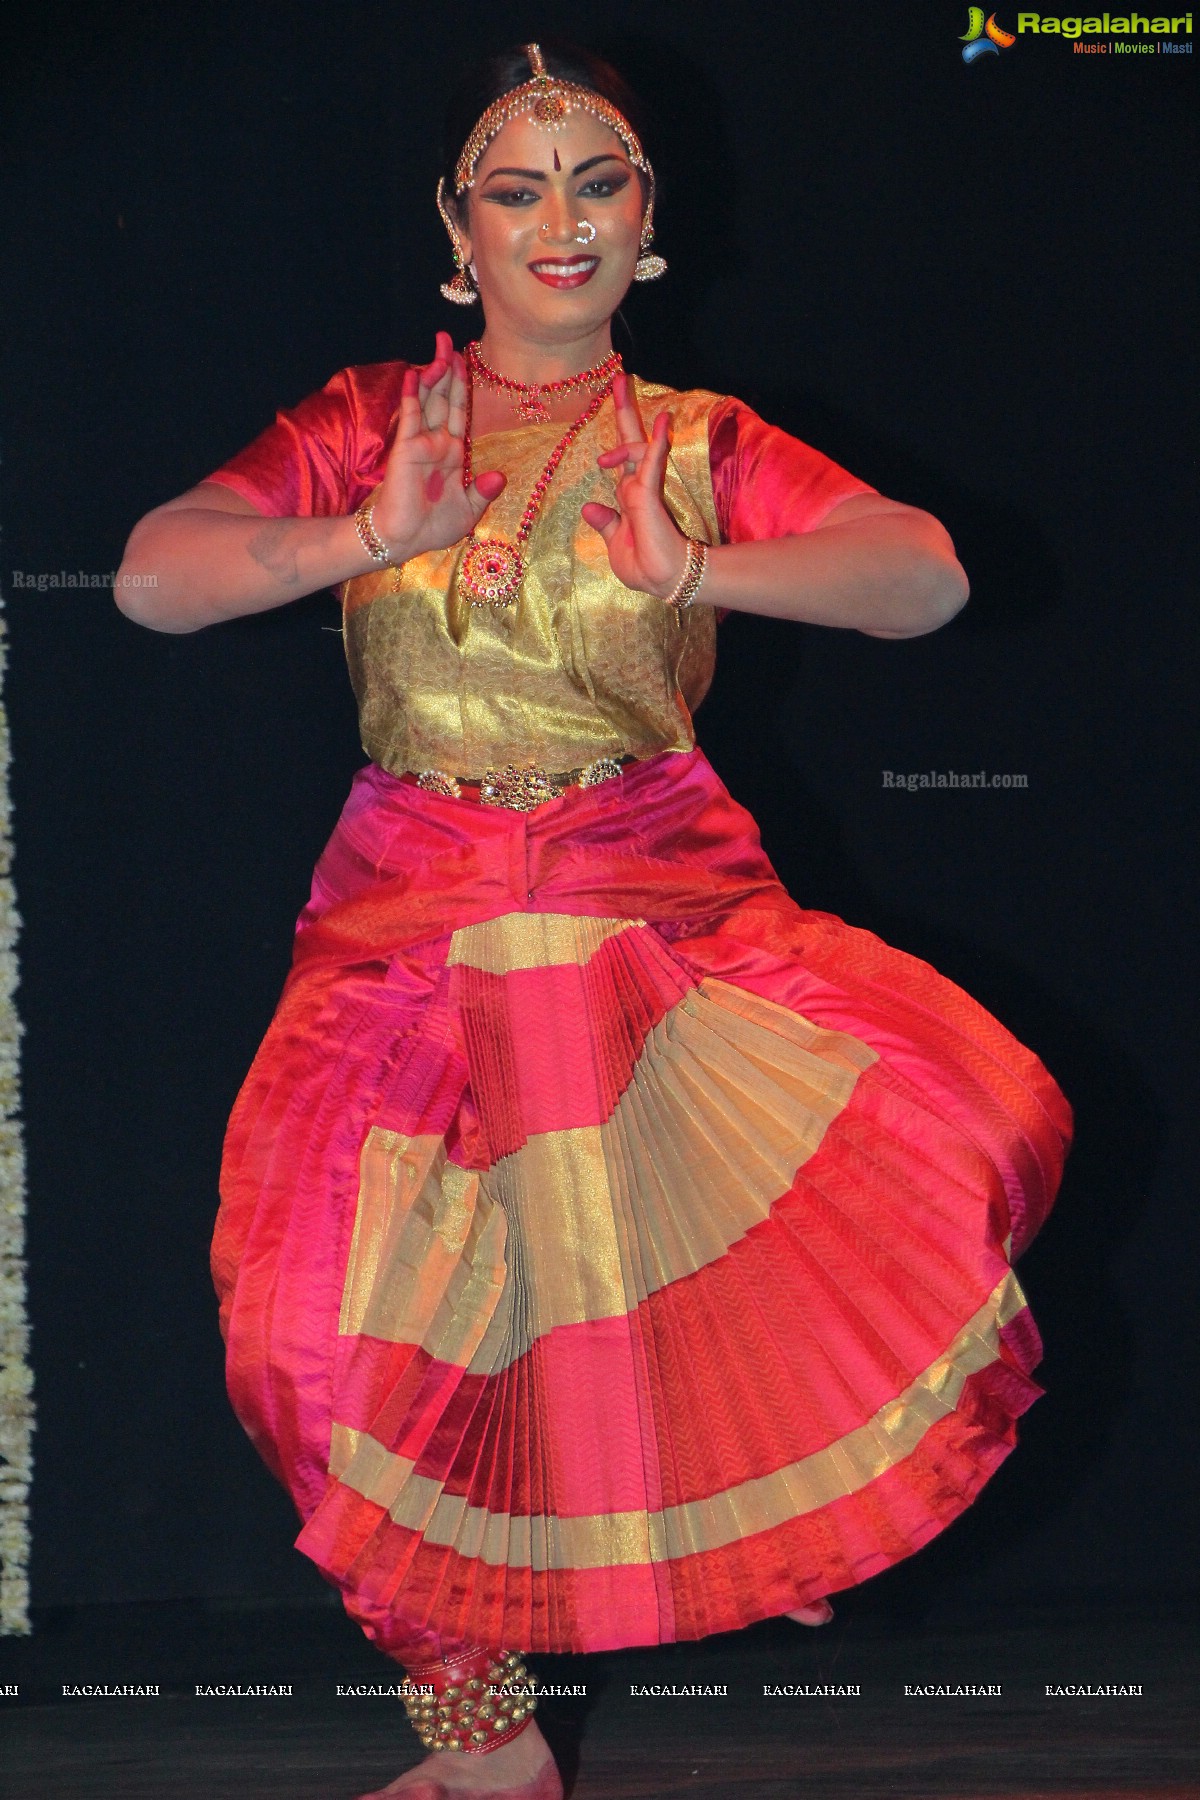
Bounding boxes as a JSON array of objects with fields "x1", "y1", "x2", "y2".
[
  {"x1": 353, "y1": 501, "x2": 394, "y2": 566},
  {"x1": 663, "y1": 537, "x2": 708, "y2": 612}
]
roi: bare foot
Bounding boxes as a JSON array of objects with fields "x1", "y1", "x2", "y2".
[
  {"x1": 786, "y1": 1600, "x2": 834, "y2": 1626},
  {"x1": 357, "y1": 1719, "x2": 562, "y2": 1799}
]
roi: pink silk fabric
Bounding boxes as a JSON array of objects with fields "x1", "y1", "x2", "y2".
[{"x1": 213, "y1": 749, "x2": 1071, "y2": 1660}]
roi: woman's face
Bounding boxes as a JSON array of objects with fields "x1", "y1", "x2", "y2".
[{"x1": 456, "y1": 109, "x2": 645, "y2": 345}]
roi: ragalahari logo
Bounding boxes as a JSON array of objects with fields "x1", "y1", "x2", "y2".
[{"x1": 960, "y1": 8, "x2": 1018, "y2": 58}]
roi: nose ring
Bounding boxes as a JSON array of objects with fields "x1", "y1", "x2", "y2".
[{"x1": 537, "y1": 219, "x2": 597, "y2": 244}]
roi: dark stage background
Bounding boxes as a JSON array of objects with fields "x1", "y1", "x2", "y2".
[{"x1": 1, "y1": 0, "x2": 1195, "y2": 1645}]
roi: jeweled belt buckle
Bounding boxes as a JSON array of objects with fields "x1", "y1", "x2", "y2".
[
  {"x1": 479, "y1": 765, "x2": 561, "y2": 811},
  {"x1": 416, "y1": 756, "x2": 626, "y2": 811}
]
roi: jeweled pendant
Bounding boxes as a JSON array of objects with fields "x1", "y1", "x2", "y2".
[
  {"x1": 531, "y1": 89, "x2": 571, "y2": 128},
  {"x1": 517, "y1": 390, "x2": 551, "y2": 424},
  {"x1": 459, "y1": 538, "x2": 524, "y2": 608}
]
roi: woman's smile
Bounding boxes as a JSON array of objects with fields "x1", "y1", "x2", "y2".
[{"x1": 527, "y1": 255, "x2": 601, "y2": 287}]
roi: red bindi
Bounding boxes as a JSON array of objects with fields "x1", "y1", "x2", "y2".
[{"x1": 553, "y1": 148, "x2": 561, "y2": 171}]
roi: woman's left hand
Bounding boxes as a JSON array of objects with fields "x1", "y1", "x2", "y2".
[{"x1": 581, "y1": 374, "x2": 689, "y2": 599}]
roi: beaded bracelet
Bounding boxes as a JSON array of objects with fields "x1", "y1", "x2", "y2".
[
  {"x1": 663, "y1": 537, "x2": 709, "y2": 612},
  {"x1": 353, "y1": 501, "x2": 395, "y2": 566}
]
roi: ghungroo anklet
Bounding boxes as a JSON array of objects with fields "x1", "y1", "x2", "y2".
[{"x1": 402, "y1": 1646, "x2": 538, "y2": 1755}]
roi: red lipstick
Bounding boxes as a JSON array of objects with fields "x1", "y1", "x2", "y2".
[{"x1": 527, "y1": 255, "x2": 600, "y2": 289}]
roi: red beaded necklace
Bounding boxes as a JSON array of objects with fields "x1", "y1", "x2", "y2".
[
  {"x1": 468, "y1": 338, "x2": 623, "y2": 424},
  {"x1": 456, "y1": 342, "x2": 622, "y2": 610}
]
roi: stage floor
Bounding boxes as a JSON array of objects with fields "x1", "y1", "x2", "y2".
[{"x1": 0, "y1": 1598, "x2": 1194, "y2": 1798}]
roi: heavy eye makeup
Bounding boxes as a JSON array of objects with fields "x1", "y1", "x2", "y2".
[
  {"x1": 578, "y1": 172, "x2": 632, "y2": 199},
  {"x1": 480, "y1": 171, "x2": 633, "y2": 207},
  {"x1": 478, "y1": 161, "x2": 633, "y2": 207},
  {"x1": 482, "y1": 186, "x2": 543, "y2": 207}
]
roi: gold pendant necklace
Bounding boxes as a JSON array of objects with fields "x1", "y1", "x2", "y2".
[{"x1": 456, "y1": 343, "x2": 621, "y2": 609}]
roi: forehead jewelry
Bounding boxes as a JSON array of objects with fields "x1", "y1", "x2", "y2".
[
  {"x1": 453, "y1": 43, "x2": 648, "y2": 192},
  {"x1": 436, "y1": 42, "x2": 667, "y2": 299}
]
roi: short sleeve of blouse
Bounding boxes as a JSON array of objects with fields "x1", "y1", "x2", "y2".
[
  {"x1": 202, "y1": 362, "x2": 405, "y2": 518},
  {"x1": 708, "y1": 395, "x2": 878, "y2": 542}
]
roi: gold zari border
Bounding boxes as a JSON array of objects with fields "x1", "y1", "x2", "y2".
[{"x1": 328, "y1": 1271, "x2": 1028, "y2": 1571}]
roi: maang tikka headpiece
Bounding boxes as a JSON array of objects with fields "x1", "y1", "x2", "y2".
[{"x1": 436, "y1": 42, "x2": 667, "y2": 304}]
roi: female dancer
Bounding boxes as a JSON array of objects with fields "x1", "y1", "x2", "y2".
[{"x1": 116, "y1": 41, "x2": 1071, "y2": 1800}]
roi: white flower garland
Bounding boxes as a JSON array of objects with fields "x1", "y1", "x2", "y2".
[{"x1": 0, "y1": 600, "x2": 32, "y2": 1634}]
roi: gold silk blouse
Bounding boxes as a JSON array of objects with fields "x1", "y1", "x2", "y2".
[{"x1": 340, "y1": 379, "x2": 722, "y2": 780}]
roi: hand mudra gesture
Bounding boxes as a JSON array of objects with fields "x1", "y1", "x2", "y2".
[
  {"x1": 582, "y1": 372, "x2": 689, "y2": 600},
  {"x1": 371, "y1": 330, "x2": 506, "y2": 562}
]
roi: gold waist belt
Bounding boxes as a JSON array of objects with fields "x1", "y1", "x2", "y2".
[{"x1": 413, "y1": 756, "x2": 631, "y2": 813}]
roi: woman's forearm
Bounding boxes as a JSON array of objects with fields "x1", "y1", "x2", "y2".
[
  {"x1": 115, "y1": 491, "x2": 380, "y2": 633},
  {"x1": 693, "y1": 509, "x2": 970, "y2": 637}
]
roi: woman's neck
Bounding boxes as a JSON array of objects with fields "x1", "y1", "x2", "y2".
[{"x1": 474, "y1": 323, "x2": 616, "y2": 386}]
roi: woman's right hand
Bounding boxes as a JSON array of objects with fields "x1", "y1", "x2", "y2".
[{"x1": 371, "y1": 331, "x2": 505, "y2": 562}]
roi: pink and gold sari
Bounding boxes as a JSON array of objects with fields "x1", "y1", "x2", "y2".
[{"x1": 213, "y1": 747, "x2": 1069, "y2": 1659}]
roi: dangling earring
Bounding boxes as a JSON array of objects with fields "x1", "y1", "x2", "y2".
[
  {"x1": 441, "y1": 260, "x2": 479, "y2": 305},
  {"x1": 634, "y1": 239, "x2": 667, "y2": 282},
  {"x1": 436, "y1": 177, "x2": 479, "y2": 305},
  {"x1": 633, "y1": 174, "x2": 667, "y2": 282}
]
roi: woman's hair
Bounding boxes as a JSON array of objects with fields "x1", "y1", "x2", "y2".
[{"x1": 440, "y1": 39, "x2": 654, "y2": 221}]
